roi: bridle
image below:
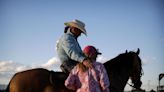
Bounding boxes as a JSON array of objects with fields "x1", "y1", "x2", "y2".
[{"x1": 127, "y1": 70, "x2": 143, "y2": 90}]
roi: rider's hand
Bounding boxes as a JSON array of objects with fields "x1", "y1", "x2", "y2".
[{"x1": 82, "y1": 59, "x2": 93, "y2": 69}]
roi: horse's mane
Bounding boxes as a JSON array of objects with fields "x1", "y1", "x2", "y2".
[
  {"x1": 104, "y1": 51, "x2": 142, "y2": 75},
  {"x1": 104, "y1": 52, "x2": 132, "y2": 69}
]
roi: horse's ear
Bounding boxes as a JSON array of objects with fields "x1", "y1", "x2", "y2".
[
  {"x1": 125, "y1": 50, "x2": 128, "y2": 53},
  {"x1": 136, "y1": 48, "x2": 140, "y2": 55}
]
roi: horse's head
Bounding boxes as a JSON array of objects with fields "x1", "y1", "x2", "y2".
[
  {"x1": 128, "y1": 48, "x2": 143, "y2": 90},
  {"x1": 104, "y1": 48, "x2": 143, "y2": 91}
]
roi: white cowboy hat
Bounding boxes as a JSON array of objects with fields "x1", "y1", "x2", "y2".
[{"x1": 64, "y1": 19, "x2": 87, "y2": 35}]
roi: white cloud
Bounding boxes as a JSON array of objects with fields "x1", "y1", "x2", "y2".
[
  {"x1": 0, "y1": 60, "x2": 29, "y2": 72},
  {"x1": 41, "y1": 57, "x2": 59, "y2": 67},
  {"x1": 16, "y1": 65, "x2": 32, "y2": 72},
  {"x1": 141, "y1": 56, "x2": 157, "y2": 65},
  {"x1": 97, "y1": 55, "x2": 108, "y2": 63},
  {"x1": 41, "y1": 57, "x2": 61, "y2": 71},
  {"x1": 0, "y1": 60, "x2": 32, "y2": 84}
]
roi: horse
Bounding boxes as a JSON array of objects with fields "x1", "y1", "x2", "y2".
[{"x1": 6, "y1": 49, "x2": 143, "y2": 92}]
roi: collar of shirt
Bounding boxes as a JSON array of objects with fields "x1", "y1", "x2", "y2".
[{"x1": 66, "y1": 29, "x2": 78, "y2": 40}]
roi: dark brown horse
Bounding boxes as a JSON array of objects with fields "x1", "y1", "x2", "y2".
[{"x1": 6, "y1": 49, "x2": 143, "y2": 92}]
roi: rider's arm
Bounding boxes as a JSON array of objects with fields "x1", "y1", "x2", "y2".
[{"x1": 62, "y1": 35, "x2": 85, "y2": 62}]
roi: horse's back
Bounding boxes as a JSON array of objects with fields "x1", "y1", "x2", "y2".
[{"x1": 9, "y1": 68, "x2": 51, "y2": 92}]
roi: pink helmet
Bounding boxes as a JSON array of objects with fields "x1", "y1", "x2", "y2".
[{"x1": 83, "y1": 45, "x2": 101, "y2": 57}]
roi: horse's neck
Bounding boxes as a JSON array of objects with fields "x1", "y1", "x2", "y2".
[
  {"x1": 108, "y1": 65, "x2": 130, "y2": 91},
  {"x1": 104, "y1": 55, "x2": 131, "y2": 91}
]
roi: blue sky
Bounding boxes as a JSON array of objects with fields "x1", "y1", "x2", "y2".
[{"x1": 0, "y1": 0, "x2": 164, "y2": 91}]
